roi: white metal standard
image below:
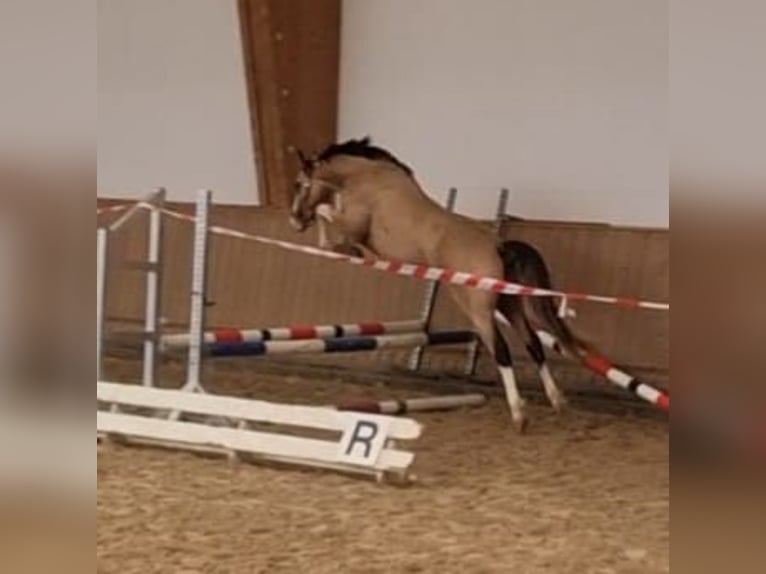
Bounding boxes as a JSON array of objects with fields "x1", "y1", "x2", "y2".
[
  {"x1": 108, "y1": 188, "x2": 162, "y2": 232},
  {"x1": 97, "y1": 381, "x2": 422, "y2": 480},
  {"x1": 97, "y1": 227, "x2": 108, "y2": 381},
  {"x1": 183, "y1": 189, "x2": 212, "y2": 393},
  {"x1": 142, "y1": 188, "x2": 166, "y2": 388}
]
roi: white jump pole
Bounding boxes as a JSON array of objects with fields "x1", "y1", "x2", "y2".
[
  {"x1": 96, "y1": 227, "x2": 109, "y2": 381},
  {"x1": 182, "y1": 189, "x2": 212, "y2": 393},
  {"x1": 142, "y1": 188, "x2": 166, "y2": 388},
  {"x1": 463, "y1": 187, "x2": 509, "y2": 376},
  {"x1": 408, "y1": 187, "x2": 458, "y2": 371}
]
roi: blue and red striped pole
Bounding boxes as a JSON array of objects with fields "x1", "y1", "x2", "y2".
[
  {"x1": 161, "y1": 319, "x2": 425, "y2": 349},
  {"x1": 207, "y1": 330, "x2": 475, "y2": 357}
]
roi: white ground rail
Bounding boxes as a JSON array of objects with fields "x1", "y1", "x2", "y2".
[{"x1": 98, "y1": 382, "x2": 422, "y2": 480}]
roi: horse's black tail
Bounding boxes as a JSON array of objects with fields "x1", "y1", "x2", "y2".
[
  {"x1": 496, "y1": 240, "x2": 670, "y2": 413},
  {"x1": 496, "y1": 240, "x2": 593, "y2": 358}
]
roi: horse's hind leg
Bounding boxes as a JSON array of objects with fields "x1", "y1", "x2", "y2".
[
  {"x1": 520, "y1": 319, "x2": 567, "y2": 413},
  {"x1": 496, "y1": 297, "x2": 567, "y2": 413},
  {"x1": 470, "y1": 305, "x2": 527, "y2": 432}
]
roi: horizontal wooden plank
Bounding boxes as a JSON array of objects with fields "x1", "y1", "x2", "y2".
[
  {"x1": 97, "y1": 411, "x2": 415, "y2": 472},
  {"x1": 97, "y1": 381, "x2": 422, "y2": 440}
]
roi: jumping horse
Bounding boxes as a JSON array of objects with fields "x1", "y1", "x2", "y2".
[{"x1": 289, "y1": 137, "x2": 594, "y2": 432}]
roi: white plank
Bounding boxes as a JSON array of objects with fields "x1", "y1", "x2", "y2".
[
  {"x1": 97, "y1": 382, "x2": 422, "y2": 440},
  {"x1": 98, "y1": 382, "x2": 420, "y2": 438},
  {"x1": 99, "y1": 432, "x2": 399, "y2": 479},
  {"x1": 97, "y1": 411, "x2": 414, "y2": 471}
]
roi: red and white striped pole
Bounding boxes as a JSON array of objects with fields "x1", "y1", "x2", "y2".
[
  {"x1": 161, "y1": 319, "x2": 425, "y2": 349},
  {"x1": 536, "y1": 330, "x2": 670, "y2": 413},
  {"x1": 139, "y1": 203, "x2": 669, "y2": 313},
  {"x1": 336, "y1": 393, "x2": 486, "y2": 415}
]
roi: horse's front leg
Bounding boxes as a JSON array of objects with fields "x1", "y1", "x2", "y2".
[
  {"x1": 315, "y1": 202, "x2": 376, "y2": 259},
  {"x1": 316, "y1": 217, "x2": 331, "y2": 249},
  {"x1": 330, "y1": 242, "x2": 365, "y2": 257},
  {"x1": 315, "y1": 212, "x2": 362, "y2": 256},
  {"x1": 315, "y1": 203, "x2": 337, "y2": 249},
  {"x1": 327, "y1": 235, "x2": 376, "y2": 259}
]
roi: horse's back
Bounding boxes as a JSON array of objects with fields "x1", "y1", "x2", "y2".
[{"x1": 349, "y1": 171, "x2": 503, "y2": 277}]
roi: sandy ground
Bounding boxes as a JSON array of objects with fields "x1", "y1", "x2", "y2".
[{"x1": 98, "y1": 358, "x2": 668, "y2": 573}]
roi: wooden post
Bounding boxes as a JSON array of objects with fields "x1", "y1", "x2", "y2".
[{"x1": 238, "y1": 0, "x2": 341, "y2": 207}]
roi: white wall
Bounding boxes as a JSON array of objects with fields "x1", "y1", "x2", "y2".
[
  {"x1": 98, "y1": 0, "x2": 258, "y2": 204},
  {"x1": 339, "y1": 0, "x2": 668, "y2": 226}
]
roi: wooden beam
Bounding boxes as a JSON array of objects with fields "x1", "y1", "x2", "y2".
[
  {"x1": 238, "y1": 0, "x2": 341, "y2": 208},
  {"x1": 238, "y1": 0, "x2": 285, "y2": 207}
]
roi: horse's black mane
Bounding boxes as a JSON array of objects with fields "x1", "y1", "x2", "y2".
[{"x1": 316, "y1": 137, "x2": 413, "y2": 176}]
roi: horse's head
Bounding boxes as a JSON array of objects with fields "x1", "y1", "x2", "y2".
[{"x1": 289, "y1": 150, "x2": 335, "y2": 232}]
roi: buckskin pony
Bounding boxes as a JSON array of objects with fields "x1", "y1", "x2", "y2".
[{"x1": 289, "y1": 137, "x2": 596, "y2": 432}]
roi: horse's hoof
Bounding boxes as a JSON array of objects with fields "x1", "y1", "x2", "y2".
[
  {"x1": 551, "y1": 396, "x2": 568, "y2": 414},
  {"x1": 513, "y1": 416, "x2": 529, "y2": 434}
]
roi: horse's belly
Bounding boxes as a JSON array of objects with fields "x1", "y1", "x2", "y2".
[
  {"x1": 367, "y1": 225, "x2": 426, "y2": 263},
  {"x1": 369, "y1": 235, "x2": 424, "y2": 263},
  {"x1": 435, "y1": 227, "x2": 504, "y2": 277}
]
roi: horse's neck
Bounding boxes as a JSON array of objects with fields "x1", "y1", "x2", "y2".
[{"x1": 338, "y1": 172, "x2": 449, "y2": 262}]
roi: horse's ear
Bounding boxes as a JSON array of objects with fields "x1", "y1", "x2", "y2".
[{"x1": 295, "y1": 149, "x2": 312, "y2": 171}]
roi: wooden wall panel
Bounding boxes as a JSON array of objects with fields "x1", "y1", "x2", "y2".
[{"x1": 99, "y1": 200, "x2": 669, "y2": 390}]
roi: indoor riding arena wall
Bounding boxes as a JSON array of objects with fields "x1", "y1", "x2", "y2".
[{"x1": 98, "y1": 200, "x2": 668, "y2": 392}]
